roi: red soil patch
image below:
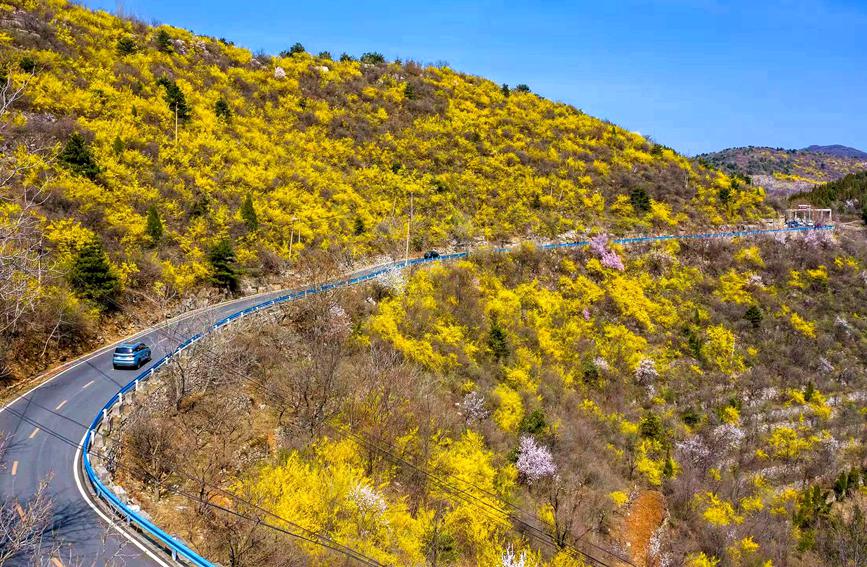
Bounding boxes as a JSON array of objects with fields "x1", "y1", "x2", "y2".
[{"x1": 622, "y1": 490, "x2": 666, "y2": 567}]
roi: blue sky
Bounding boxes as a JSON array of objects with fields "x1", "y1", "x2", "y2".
[{"x1": 87, "y1": 0, "x2": 867, "y2": 155}]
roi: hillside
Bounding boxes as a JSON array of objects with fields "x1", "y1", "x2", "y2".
[
  {"x1": 697, "y1": 146, "x2": 867, "y2": 195},
  {"x1": 793, "y1": 170, "x2": 867, "y2": 223},
  {"x1": 110, "y1": 232, "x2": 867, "y2": 567},
  {"x1": 0, "y1": 0, "x2": 768, "y2": 384},
  {"x1": 803, "y1": 144, "x2": 867, "y2": 159},
  {"x1": 1, "y1": 2, "x2": 866, "y2": 567}
]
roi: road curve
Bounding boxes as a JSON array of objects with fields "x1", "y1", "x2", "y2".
[
  {"x1": 0, "y1": 287, "x2": 304, "y2": 566},
  {"x1": 0, "y1": 225, "x2": 833, "y2": 566}
]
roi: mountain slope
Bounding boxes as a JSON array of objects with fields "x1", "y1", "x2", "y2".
[
  {"x1": 697, "y1": 146, "x2": 867, "y2": 195},
  {"x1": 1, "y1": 3, "x2": 865, "y2": 567},
  {"x1": 0, "y1": 0, "x2": 766, "y2": 382},
  {"x1": 110, "y1": 232, "x2": 867, "y2": 567},
  {"x1": 793, "y1": 170, "x2": 867, "y2": 223},
  {"x1": 803, "y1": 144, "x2": 867, "y2": 159}
]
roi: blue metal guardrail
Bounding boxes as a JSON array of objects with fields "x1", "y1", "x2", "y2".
[{"x1": 81, "y1": 224, "x2": 833, "y2": 566}]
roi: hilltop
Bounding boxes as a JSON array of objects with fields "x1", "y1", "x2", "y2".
[
  {"x1": 802, "y1": 144, "x2": 867, "y2": 159},
  {"x1": 0, "y1": 0, "x2": 765, "y2": 382},
  {"x1": 697, "y1": 146, "x2": 867, "y2": 195}
]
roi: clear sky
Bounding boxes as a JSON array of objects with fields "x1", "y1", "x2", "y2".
[{"x1": 86, "y1": 0, "x2": 867, "y2": 155}]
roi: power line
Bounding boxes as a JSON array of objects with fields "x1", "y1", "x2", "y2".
[
  {"x1": 72, "y1": 242, "x2": 653, "y2": 566},
  {"x1": 103, "y1": 298, "x2": 626, "y2": 567},
  {"x1": 101, "y1": 278, "x2": 628, "y2": 565},
  {"x1": 7, "y1": 226, "x2": 829, "y2": 565},
  {"x1": 1, "y1": 404, "x2": 385, "y2": 566}
]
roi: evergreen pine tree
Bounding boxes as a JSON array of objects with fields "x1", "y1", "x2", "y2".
[
  {"x1": 285, "y1": 42, "x2": 305, "y2": 56},
  {"x1": 58, "y1": 132, "x2": 101, "y2": 181},
  {"x1": 745, "y1": 305, "x2": 763, "y2": 329},
  {"x1": 663, "y1": 454, "x2": 675, "y2": 478},
  {"x1": 111, "y1": 135, "x2": 125, "y2": 155},
  {"x1": 19, "y1": 56, "x2": 36, "y2": 73},
  {"x1": 488, "y1": 318, "x2": 509, "y2": 361},
  {"x1": 69, "y1": 239, "x2": 120, "y2": 310},
  {"x1": 156, "y1": 77, "x2": 190, "y2": 122},
  {"x1": 116, "y1": 36, "x2": 136, "y2": 55},
  {"x1": 519, "y1": 409, "x2": 547, "y2": 435},
  {"x1": 803, "y1": 381, "x2": 815, "y2": 403},
  {"x1": 353, "y1": 216, "x2": 366, "y2": 235},
  {"x1": 146, "y1": 204, "x2": 163, "y2": 244},
  {"x1": 630, "y1": 186, "x2": 652, "y2": 213},
  {"x1": 214, "y1": 97, "x2": 231, "y2": 121},
  {"x1": 155, "y1": 29, "x2": 173, "y2": 53},
  {"x1": 359, "y1": 52, "x2": 385, "y2": 65},
  {"x1": 240, "y1": 193, "x2": 258, "y2": 230},
  {"x1": 208, "y1": 239, "x2": 240, "y2": 291}
]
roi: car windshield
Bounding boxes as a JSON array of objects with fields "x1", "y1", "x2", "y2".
[{"x1": 115, "y1": 347, "x2": 133, "y2": 354}]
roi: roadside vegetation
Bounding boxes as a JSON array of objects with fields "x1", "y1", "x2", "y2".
[{"x1": 110, "y1": 231, "x2": 867, "y2": 566}]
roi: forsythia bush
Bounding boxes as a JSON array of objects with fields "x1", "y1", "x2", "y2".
[{"x1": 0, "y1": 0, "x2": 768, "y2": 335}]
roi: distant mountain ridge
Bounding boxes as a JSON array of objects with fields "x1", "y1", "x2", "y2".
[
  {"x1": 802, "y1": 144, "x2": 867, "y2": 159},
  {"x1": 697, "y1": 145, "x2": 867, "y2": 194}
]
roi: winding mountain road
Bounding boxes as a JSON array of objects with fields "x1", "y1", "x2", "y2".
[
  {"x1": 0, "y1": 288, "x2": 298, "y2": 566},
  {"x1": 0, "y1": 225, "x2": 834, "y2": 566}
]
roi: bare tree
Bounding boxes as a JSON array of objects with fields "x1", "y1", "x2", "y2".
[
  {"x1": 179, "y1": 394, "x2": 249, "y2": 516},
  {"x1": 0, "y1": 69, "x2": 56, "y2": 354},
  {"x1": 262, "y1": 294, "x2": 351, "y2": 436},
  {"x1": 124, "y1": 418, "x2": 178, "y2": 501},
  {"x1": 0, "y1": 70, "x2": 32, "y2": 124},
  {"x1": 0, "y1": 188, "x2": 51, "y2": 337},
  {"x1": 44, "y1": 526, "x2": 132, "y2": 567},
  {"x1": 0, "y1": 435, "x2": 57, "y2": 565},
  {"x1": 816, "y1": 498, "x2": 867, "y2": 567}
]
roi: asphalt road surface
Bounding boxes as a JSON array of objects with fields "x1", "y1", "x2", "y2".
[{"x1": 0, "y1": 288, "x2": 294, "y2": 566}]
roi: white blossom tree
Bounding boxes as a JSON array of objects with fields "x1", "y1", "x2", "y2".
[{"x1": 516, "y1": 435, "x2": 556, "y2": 485}]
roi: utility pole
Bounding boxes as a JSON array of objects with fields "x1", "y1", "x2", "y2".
[
  {"x1": 289, "y1": 216, "x2": 296, "y2": 259},
  {"x1": 404, "y1": 192, "x2": 413, "y2": 266}
]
